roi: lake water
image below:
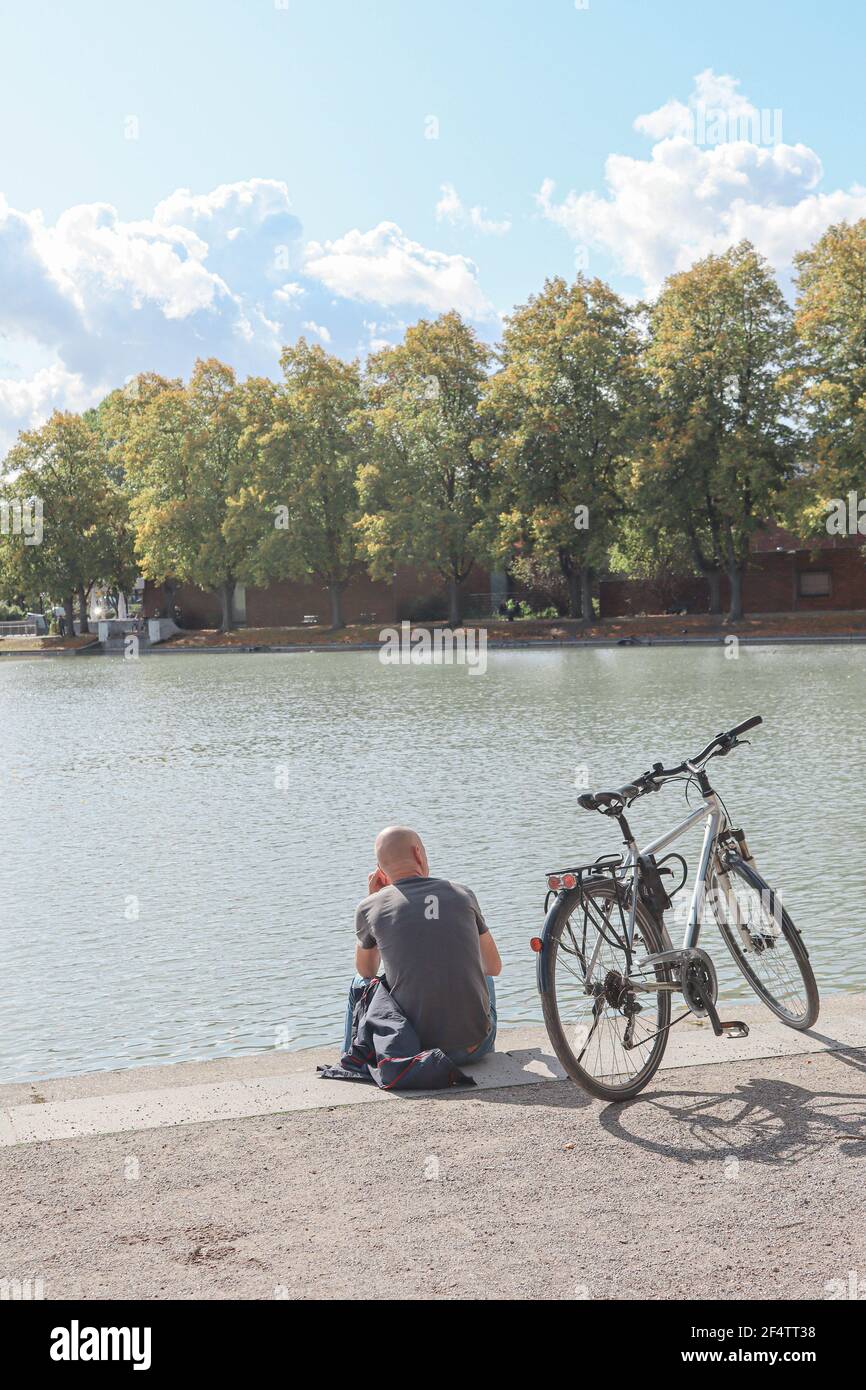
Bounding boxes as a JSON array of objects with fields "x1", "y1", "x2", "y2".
[{"x1": 1, "y1": 645, "x2": 864, "y2": 1082}]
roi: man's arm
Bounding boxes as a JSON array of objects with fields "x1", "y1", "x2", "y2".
[
  {"x1": 354, "y1": 867, "x2": 387, "y2": 978},
  {"x1": 480, "y1": 929, "x2": 502, "y2": 977},
  {"x1": 355, "y1": 942, "x2": 381, "y2": 977},
  {"x1": 466, "y1": 886, "x2": 502, "y2": 977}
]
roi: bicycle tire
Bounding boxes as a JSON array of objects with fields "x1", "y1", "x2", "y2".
[
  {"x1": 539, "y1": 876, "x2": 673, "y2": 1102},
  {"x1": 711, "y1": 856, "x2": 819, "y2": 1030}
]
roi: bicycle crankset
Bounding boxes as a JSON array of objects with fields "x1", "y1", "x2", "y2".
[{"x1": 638, "y1": 946, "x2": 750, "y2": 1040}]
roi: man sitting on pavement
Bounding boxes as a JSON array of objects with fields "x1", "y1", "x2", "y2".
[{"x1": 346, "y1": 826, "x2": 501, "y2": 1066}]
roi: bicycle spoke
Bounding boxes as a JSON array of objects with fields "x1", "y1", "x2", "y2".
[
  {"x1": 713, "y1": 867, "x2": 814, "y2": 1024},
  {"x1": 552, "y1": 884, "x2": 669, "y2": 1091}
]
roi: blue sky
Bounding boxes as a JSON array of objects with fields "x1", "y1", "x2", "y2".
[{"x1": 2, "y1": 0, "x2": 865, "y2": 446}]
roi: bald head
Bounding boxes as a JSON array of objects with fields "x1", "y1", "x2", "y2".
[{"x1": 375, "y1": 825, "x2": 429, "y2": 882}]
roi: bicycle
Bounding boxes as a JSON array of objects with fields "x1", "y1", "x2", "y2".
[{"x1": 532, "y1": 716, "x2": 820, "y2": 1102}]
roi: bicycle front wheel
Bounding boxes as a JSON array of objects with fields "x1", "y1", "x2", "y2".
[
  {"x1": 711, "y1": 857, "x2": 819, "y2": 1030},
  {"x1": 539, "y1": 877, "x2": 672, "y2": 1102}
]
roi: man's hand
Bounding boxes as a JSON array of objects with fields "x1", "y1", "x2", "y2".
[{"x1": 368, "y1": 866, "x2": 389, "y2": 895}]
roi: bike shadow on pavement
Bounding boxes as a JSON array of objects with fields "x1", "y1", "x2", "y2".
[{"x1": 595, "y1": 1039, "x2": 866, "y2": 1165}]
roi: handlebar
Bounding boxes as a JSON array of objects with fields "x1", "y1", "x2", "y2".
[
  {"x1": 688, "y1": 714, "x2": 762, "y2": 767},
  {"x1": 578, "y1": 716, "x2": 763, "y2": 816}
]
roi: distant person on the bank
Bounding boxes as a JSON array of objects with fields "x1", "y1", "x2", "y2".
[{"x1": 346, "y1": 827, "x2": 501, "y2": 1065}]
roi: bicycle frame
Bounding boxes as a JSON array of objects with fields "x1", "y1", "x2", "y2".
[{"x1": 583, "y1": 789, "x2": 728, "y2": 989}]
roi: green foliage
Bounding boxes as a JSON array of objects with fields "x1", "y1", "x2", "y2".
[
  {"x1": 483, "y1": 275, "x2": 646, "y2": 617},
  {"x1": 641, "y1": 242, "x2": 796, "y2": 617},
  {"x1": 232, "y1": 340, "x2": 363, "y2": 627},
  {"x1": 121, "y1": 359, "x2": 270, "y2": 628},
  {"x1": 357, "y1": 311, "x2": 492, "y2": 623},
  {"x1": 5, "y1": 224, "x2": 866, "y2": 631},
  {"x1": 507, "y1": 553, "x2": 568, "y2": 615},
  {"x1": 790, "y1": 219, "x2": 866, "y2": 523},
  {"x1": 0, "y1": 411, "x2": 135, "y2": 612}
]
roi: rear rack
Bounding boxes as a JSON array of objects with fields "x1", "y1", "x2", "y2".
[
  {"x1": 543, "y1": 854, "x2": 629, "y2": 915},
  {"x1": 545, "y1": 853, "x2": 625, "y2": 882},
  {"x1": 542, "y1": 854, "x2": 635, "y2": 960},
  {"x1": 543, "y1": 851, "x2": 682, "y2": 920}
]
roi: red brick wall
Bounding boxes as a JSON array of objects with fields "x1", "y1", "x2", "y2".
[
  {"x1": 599, "y1": 575, "x2": 710, "y2": 618},
  {"x1": 143, "y1": 581, "x2": 222, "y2": 627},
  {"x1": 143, "y1": 560, "x2": 492, "y2": 629},
  {"x1": 599, "y1": 548, "x2": 866, "y2": 617},
  {"x1": 246, "y1": 569, "x2": 394, "y2": 627}
]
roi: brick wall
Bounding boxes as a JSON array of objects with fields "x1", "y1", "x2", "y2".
[
  {"x1": 599, "y1": 547, "x2": 866, "y2": 617},
  {"x1": 245, "y1": 569, "x2": 394, "y2": 627},
  {"x1": 143, "y1": 561, "x2": 492, "y2": 629}
]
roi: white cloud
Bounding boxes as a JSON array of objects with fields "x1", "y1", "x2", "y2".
[
  {"x1": 435, "y1": 182, "x2": 511, "y2": 236},
  {"x1": 0, "y1": 363, "x2": 104, "y2": 430},
  {"x1": 45, "y1": 202, "x2": 225, "y2": 321},
  {"x1": 633, "y1": 69, "x2": 757, "y2": 142},
  {"x1": 302, "y1": 320, "x2": 331, "y2": 343},
  {"x1": 303, "y1": 222, "x2": 495, "y2": 319},
  {"x1": 538, "y1": 68, "x2": 866, "y2": 295},
  {"x1": 154, "y1": 178, "x2": 296, "y2": 236},
  {"x1": 0, "y1": 183, "x2": 496, "y2": 451},
  {"x1": 274, "y1": 281, "x2": 304, "y2": 304}
]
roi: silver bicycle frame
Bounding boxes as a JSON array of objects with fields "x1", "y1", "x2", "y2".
[{"x1": 583, "y1": 789, "x2": 727, "y2": 987}]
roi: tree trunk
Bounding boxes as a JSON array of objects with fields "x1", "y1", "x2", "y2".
[
  {"x1": 728, "y1": 566, "x2": 744, "y2": 622},
  {"x1": 566, "y1": 569, "x2": 581, "y2": 619},
  {"x1": 63, "y1": 595, "x2": 76, "y2": 637},
  {"x1": 162, "y1": 579, "x2": 177, "y2": 620},
  {"x1": 77, "y1": 584, "x2": 89, "y2": 634},
  {"x1": 706, "y1": 570, "x2": 722, "y2": 615},
  {"x1": 219, "y1": 579, "x2": 235, "y2": 633},
  {"x1": 329, "y1": 583, "x2": 345, "y2": 631},
  {"x1": 447, "y1": 575, "x2": 461, "y2": 627},
  {"x1": 580, "y1": 567, "x2": 594, "y2": 624}
]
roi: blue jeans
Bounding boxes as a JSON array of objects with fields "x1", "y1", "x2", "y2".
[{"x1": 343, "y1": 974, "x2": 498, "y2": 1063}]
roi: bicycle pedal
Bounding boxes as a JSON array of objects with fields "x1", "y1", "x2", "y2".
[{"x1": 719, "y1": 1020, "x2": 750, "y2": 1039}]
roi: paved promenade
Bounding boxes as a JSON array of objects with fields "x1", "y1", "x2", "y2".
[{"x1": 1, "y1": 993, "x2": 864, "y2": 1299}]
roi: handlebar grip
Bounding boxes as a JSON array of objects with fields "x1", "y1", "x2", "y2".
[
  {"x1": 730, "y1": 715, "x2": 762, "y2": 739},
  {"x1": 578, "y1": 794, "x2": 597, "y2": 810}
]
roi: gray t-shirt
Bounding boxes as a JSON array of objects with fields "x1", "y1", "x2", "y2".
[{"x1": 355, "y1": 876, "x2": 490, "y2": 1053}]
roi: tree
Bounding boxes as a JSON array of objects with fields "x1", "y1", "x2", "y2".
[
  {"x1": 790, "y1": 219, "x2": 866, "y2": 530},
  {"x1": 643, "y1": 242, "x2": 795, "y2": 620},
  {"x1": 483, "y1": 276, "x2": 645, "y2": 620},
  {"x1": 125, "y1": 359, "x2": 256, "y2": 631},
  {"x1": 607, "y1": 514, "x2": 699, "y2": 612},
  {"x1": 234, "y1": 341, "x2": 363, "y2": 630},
  {"x1": 0, "y1": 412, "x2": 135, "y2": 633},
  {"x1": 357, "y1": 312, "x2": 492, "y2": 627}
]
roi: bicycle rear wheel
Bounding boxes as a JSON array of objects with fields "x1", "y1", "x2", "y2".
[
  {"x1": 711, "y1": 857, "x2": 819, "y2": 1030},
  {"x1": 539, "y1": 877, "x2": 672, "y2": 1102}
]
